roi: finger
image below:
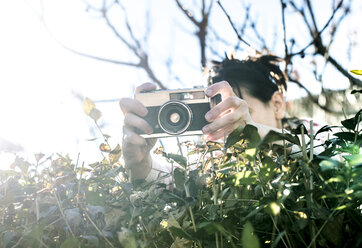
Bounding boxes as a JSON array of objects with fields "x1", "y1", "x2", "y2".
[
  {"x1": 119, "y1": 98, "x2": 148, "y2": 116},
  {"x1": 203, "y1": 109, "x2": 246, "y2": 135},
  {"x1": 205, "y1": 96, "x2": 247, "y2": 122},
  {"x1": 122, "y1": 127, "x2": 147, "y2": 146},
  {"x1": 124, "y1": 113, "x2": 153, "y2": 134},
  {"x1": 135, "y1": 82, "x2": 157, "y2": 94},
  {"x1": 205, "y1": 123, "x2": 240, "y2": 141},
  {"x1": 205, "y1": 81, "x2": 234, "y2": 99}
]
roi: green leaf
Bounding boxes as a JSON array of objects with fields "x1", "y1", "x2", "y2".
[
  {"x1": 290, "y1": 123, "x2": 309, "y2": 135},
  {"x1": 260, "y1": 157, "x2": 277, "y2": 182},
  {"x1": 350, "y1": 69, "x2": 362, "y2": 75},
  {"x1": 80, "y1": 235, "x2": 99, "y2": 247},
  {"x1": 225, "y1": 125, "x2": 261, "y2": 149},
  {"x1": 241, "y1": 221, "x2": 260, "y2": 248},
  {"x1": 85, "y1": 191, "x2": 105, "y2": 206},
  {"x1": 225, "y1": 125, "x2": 244, "y2": 148},
  {"x1": 315, "y1": 125, "x2": 333, "y2": 137},
  {"x1": 242, "y1": 125, "x2": 261, "y2": 148},
  {"x1": 3, "y1": 231, "x2": 18, "y2": 248},
  {"x1": 334, "y1": 132, "x2": 356, "y2": 142},
  {"x1": 118, "y1": 228, "x2": 137, "y2": 248},
  {"x1": 259, "y1": 130, "x2": 300, "y2": 147},
  {"x1": 60, "y1": 237, "x2": 79, "y2": 248},
  {"x1": 319, "y1": 159, "x2": 342, "y2": 171},
  {"x1": 226, "y1": 171, "x2": 257, "y2": 186},
  {"x1": 341, "y1": 109, "x2": 362, "y2": 130},
  {"x1": 343, "y1": 154, "x2": 362, "y2": 167},
  {"x1": 198, "y1": 222, "x2": 230, "y2": 237},
  {"x1": 165, "y1": 153, "x2": 187, "y2": 168},
  {"x1": 174, "y1": 168, "x2": 186, "y2": 189}
]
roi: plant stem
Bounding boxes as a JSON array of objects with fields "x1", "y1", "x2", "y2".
[
  {"x1": 76, "y1": 162, "x2": 85, "y2": 207},
  {"x1": 84, "y1": 209, "x2": 114, "y2": 248},
  {"x1": 210, "y1": 152, "x2": 220, "y2": 248},
  {"x1": 185, "y1": 184, "x2": 197, "y2": 233}
]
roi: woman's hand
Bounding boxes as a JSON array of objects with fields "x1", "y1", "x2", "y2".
[
  {"x1": 202, "y1": 81, "x2": 254, "y2": 141},
  {"x1": 119, "y1": 83, "x2": 157, "y2": 180}
]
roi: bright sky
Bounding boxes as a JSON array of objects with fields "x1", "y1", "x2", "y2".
[{"x1": 0, "y1": 0, "x2": 361, "y2": 167}]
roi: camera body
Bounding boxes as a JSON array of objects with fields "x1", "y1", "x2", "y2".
[{"x1": 135, "y1": 87, "x2": 216, "y2": 138}]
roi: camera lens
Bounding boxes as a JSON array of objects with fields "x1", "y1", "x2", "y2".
[{"x1": 158, "y1": 101, "x2": 192, "y2": 135}]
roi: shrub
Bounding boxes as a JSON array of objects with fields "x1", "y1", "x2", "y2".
[{"x1": 0, "y1": 101, "x2": 361, "y2": 247}]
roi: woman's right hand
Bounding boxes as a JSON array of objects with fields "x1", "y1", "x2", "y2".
[{"x1": 119, "y1": 83, "x2": 157, "y2": 180}]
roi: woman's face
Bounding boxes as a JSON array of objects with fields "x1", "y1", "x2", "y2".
[{"x1": 239, "y1": 89, "x2": 284, "y2": 129}]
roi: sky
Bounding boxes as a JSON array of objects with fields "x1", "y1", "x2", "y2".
[{"x1": 0, "y1": 0, "x2": 361, "y2": 168}]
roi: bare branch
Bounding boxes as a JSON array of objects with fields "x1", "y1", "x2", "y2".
[
  {"x1": 216, "y1": 0, "x2": 253, "y2": 50},
  {"x1": 175, "y1": 0, "x2": 200, "y2": 26},
  {"x1": 290, "y1": 0, "x2": 344, "y2": 56},
  {"x1": 280, "y1": 0, "x2": 289, "y2": 72},
  {"x1": 326, "y1": 56, "x2": 362, "y2": 87},
  {"x1": 175, "y1": 0, "x2": 213, "y2": 68}
]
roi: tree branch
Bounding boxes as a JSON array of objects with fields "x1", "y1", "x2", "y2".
[{"x1": 216, "y1": 0, "x2": 253, "y2": 50}]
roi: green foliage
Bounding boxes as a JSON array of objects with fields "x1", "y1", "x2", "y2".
[{"x1": 0, "y1": 104, "x2": 361, "y2": 247}]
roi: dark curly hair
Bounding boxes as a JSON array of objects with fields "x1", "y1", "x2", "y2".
[{"x1": 211, "y1": 55, "x2": 287, "y2": 103}]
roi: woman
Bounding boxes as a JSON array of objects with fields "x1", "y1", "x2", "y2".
[{"x1": 120, "y1": 55, "x2": 289, "y2": 181}]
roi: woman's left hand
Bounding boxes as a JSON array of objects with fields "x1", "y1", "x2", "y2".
[{"x1": 202, "y1": 81, "x2": 254, "y2": 141}]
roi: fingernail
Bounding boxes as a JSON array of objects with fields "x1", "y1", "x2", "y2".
[
  {"x1": 202, "y1": 125, "x2": 210, "y2": 134},
  {"x1": 205, "y1": 88, "x2": 212, "y2": 96},
  {"x1": 205, "y1": 112, "x2": 212, "y2": 121}
]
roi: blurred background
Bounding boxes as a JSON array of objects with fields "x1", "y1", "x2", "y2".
[{"x1": 0, "y1": 0, "x2": 361, "y2": 166}]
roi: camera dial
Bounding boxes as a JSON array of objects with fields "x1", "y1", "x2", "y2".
[{"x1": 158, "y1": 101, "x2": 192, "y2": 135}]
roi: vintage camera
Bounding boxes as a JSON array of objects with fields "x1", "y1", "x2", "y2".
[{"x1": 135, "y1": 87, "x2": 220, "y2": 138}]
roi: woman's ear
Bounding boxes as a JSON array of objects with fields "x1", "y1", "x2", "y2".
[{"x1": 271, "y1": 91, "x2": 286, "y2": 120}]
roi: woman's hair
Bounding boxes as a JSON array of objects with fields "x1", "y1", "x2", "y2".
[{"x1": 211, "y1": 55, "x2": 287, "y2": 103}]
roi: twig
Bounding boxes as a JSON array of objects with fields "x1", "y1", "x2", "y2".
[
  {"x1": 84, "y1": 208, "x2": 115, "y2": 247},
  {"x1": 216, "y1": 1, "x2": 253, "y2": 49}
]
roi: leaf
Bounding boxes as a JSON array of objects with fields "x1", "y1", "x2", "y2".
[
  {"x1": 289, "y1": 123, "x2": 308, "y2": 135},
  {"x1": 3, "y1": 231, "x2": 18, "y2": 248},
  {"x1": 174, "y1": 168, "x2": 186, "y2": 189},
  {"x1": 60, "y1": 237, "x2": 79, "y2": 248},
  {"x1": 351, "y1": 89, "x2": 362, "y2": 94},
  {"x1": 334, "y1": 132, "x2": 356, "y2": 142},
  {"x1": 85, "y1": 191, "x2": 105, "y2": 206},
  {"x1": 117, "y1": 228, "x2": 137, "y2": 248},
  {"x1": 225, "y1": 125, "x2": 244, "y2": 148},
  {"x1": 99, "y1": 143, "x2": 111, "y2": 152},
  {"x1": 319, "y1": 159, "x2": 341, "y2": 171},
  {"x1": 225, "y1": 125, "x2": 260, "y2": 149},
  {"x1": 80, "y1": 236, "x2": 99, "y2": 247},
  {"x1": 83, "y1": 97, "x2": 102, "y2": 121},
  {"x1": 165, "y1": 153, "x2": 187, "y2": 168},
  {"x1": 268, "y1": 202, "x2": 281, "y2": 216},
  {"x1": 241, "y1": 221, "x2": 260, "y2": 248},
  {"x1": 226, "y1": 171, "x2": 257, "y2": 186},
  {"x1": 343, "y1": 154, "x2": 362, "y2": 167},
  {"x1": 341, "y1": 109, "x2": 362, "y2": 130},
  {"x1": 198, "y1": 222, "x2": 230, "y2": 237},
  {"x1": 243, "y1": 125, "x2": 261, "y2": 148},
  {"x1": 259, "y1": 130, "x2": 300, "y2": 147},
  {"x1": 109, "y1": 144, "x2": 122, "y2": 164},
  {"x1": 315, "y1": 125, "x2": 333, "y2": 137},
  {"x1": 170, "y1": 237, "x2": 193, "y2": 248},
  {"x1": 350, "y1": 69, "x2": 362, "y2": 75},
  {"x1": 64, "y1": 208, "x2": 82, "y2": 228},
  {"x1": 34, "y1": 153, "x2": 45, "y2": 163}
]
